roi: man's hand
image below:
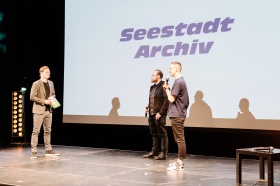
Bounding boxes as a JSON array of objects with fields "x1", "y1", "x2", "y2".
[
  {"x1": 145, "y1": 107, "x2": 149, "y2": 113},
  {"x1": 44, "y1": 100, "x2": 52, "y2": 105},
  {"x1": 163, "y1": 81, "x2": 169, "y2": 91},
  {"x1": 155, "y1": 113, "x2": 161, "y2": 120}
]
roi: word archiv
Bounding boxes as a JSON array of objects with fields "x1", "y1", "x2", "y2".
[{"x1": 120, "y1": 17, "x2": 234, "y2": 58}]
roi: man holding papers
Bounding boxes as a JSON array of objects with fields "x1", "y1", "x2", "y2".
[{"x1": 30, "y1": 66, "x2": 60, "y2": 159}]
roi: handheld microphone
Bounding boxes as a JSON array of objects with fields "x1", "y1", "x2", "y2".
[
  {"x1": 145, "y1": 106, "x2": 148, "y2": 117},
  {"x1": 166, "y1": 76, "x2": 169, "y2": 83},
  {"x1": 165, "y1": 76, "x2": 170, "y2": 91}
]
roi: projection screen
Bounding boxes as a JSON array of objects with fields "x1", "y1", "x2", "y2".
[{"x1": 64, "y1": 0, "x2": 280, "y2": 130}]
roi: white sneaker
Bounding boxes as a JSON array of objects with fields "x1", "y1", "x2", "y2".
[
  {"x1": 167, "y1": 161, "x2": 184, "y2": 171},
  {"x1": 176, "y1": 164, "x2": 184, "y2": 171}
]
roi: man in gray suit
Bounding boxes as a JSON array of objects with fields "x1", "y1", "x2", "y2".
[{"x1": 30, "y1": 66, "x2": 59, "y2": 159}]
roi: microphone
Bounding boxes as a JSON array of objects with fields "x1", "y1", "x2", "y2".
[
  {"x1": 145, "y1": 106, "x2": 148, "y2": 117},
  {"x1": 165, "y1": 76, "x2": 170, "y2": 91},
  {"x1": 166, "y1": 76, "x2": 169, "y2": 83}
]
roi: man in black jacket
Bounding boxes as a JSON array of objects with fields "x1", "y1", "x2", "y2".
[{"x1": 144, "y1": 69, "x2": 169, "y2": 160}]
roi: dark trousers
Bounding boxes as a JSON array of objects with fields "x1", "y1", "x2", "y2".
[
  {"x1": 170, "y1": 117, "x2": 186, "y2": 160},
  {"x1": 148, "y1": 114, "x2": 168, "y2": 154}
]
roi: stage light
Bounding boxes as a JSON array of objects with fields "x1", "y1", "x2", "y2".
[
  {"x1": 21, "y1": 87, "x2": 27, "y2": 92},
  {"x1": 11, "y1": 91, "x2": 26, "y2": 144}
]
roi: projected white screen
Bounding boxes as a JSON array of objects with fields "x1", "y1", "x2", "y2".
[{"x1": 64, "y1": 0, "x2": 280, "y2": 130}]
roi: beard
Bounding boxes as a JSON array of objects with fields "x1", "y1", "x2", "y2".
[{"x1": 151, "y1": 78, "x2": 158, "y2": 83}]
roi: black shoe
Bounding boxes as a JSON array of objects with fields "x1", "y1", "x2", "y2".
[
  {"x1": 143, "y1": 152, "x2": 158, "y2": 158},
  {"x1": 154, "y1": 152, "x2": 167, "y2": 160}
]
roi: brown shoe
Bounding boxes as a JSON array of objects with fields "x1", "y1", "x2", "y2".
[
  {"x1": 30, "y1": 152, "x2": 38, "y2": 159},
  {"x1": 45, "y1": 150, "x2": 60, "y2": 156},
  {"x1": 143, "y1": 152, "x2": 158, "y2": 158},
  {"x1": 154, "y1": 152, "x2": 167, "y2": 160}
]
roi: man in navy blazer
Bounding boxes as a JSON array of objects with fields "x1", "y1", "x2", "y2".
[{"x1": 30, "y1": 66, "x2": 59, "y2": 159}]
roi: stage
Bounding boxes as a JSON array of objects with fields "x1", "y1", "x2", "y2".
[{"x1": 0, "y1": 145, "x2": 279, "y2": 186}]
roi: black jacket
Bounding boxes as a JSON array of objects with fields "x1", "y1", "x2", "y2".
[{"x1": 148, "y1": 80, "x2": 169, "y2": 116}]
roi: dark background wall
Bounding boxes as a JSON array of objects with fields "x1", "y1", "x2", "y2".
[{"x1": 1, "y1": 0, "x2": 280, "y2": 158}]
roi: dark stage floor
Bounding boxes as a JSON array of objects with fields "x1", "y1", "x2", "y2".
[{"x1": 0, "y1": 145, "x2": 280, "y2": 186}]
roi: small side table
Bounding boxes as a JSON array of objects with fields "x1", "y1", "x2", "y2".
[{"x1": 236, "y1": 147, "x2": 280, "y2": 186}]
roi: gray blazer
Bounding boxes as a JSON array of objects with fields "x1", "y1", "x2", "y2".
[{"x1": 30, "y1": 79, "x2": 56, "y2": 114}]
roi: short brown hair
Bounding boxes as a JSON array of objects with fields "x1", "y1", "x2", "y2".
[
  {"x1": 154, "y1": 69, "x2": 163, "y2": 79},
  {"x1": 39, "y1": 66, "x2": 49, "y2": 74},
  {"x1": 170, "y1": 61, "x2": 182, "y2": 72}
]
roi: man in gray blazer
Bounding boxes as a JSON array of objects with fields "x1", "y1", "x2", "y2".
[{"x1": 30, "y1": 66, "x2": 59, "y2": 159}]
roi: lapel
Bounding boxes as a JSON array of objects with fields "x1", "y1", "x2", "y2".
[
  {"x1": 154, "y1": 80, "x2": 163, "y2": 89},
  {"x1": 150, "y1": 80, "x2": 162, "y2": 91}
]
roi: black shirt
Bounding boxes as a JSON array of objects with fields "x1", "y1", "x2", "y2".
[{"x1": 43, "y1": 82, "x2": 51, "y2": 111}]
